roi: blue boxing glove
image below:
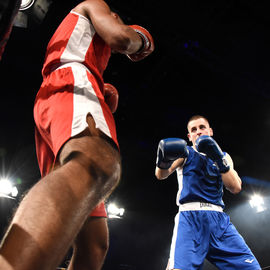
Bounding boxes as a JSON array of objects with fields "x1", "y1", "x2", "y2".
[
  {"x1": 195, "y1": 135, "x2": 230, "y2": 173},
  {"x1": 156, "y1": 138, "x2": 189, "y2": 169}
]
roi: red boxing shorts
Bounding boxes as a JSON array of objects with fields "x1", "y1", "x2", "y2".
[{"x1": 34, "y1": 63, "x2": 119, "y2": 217}]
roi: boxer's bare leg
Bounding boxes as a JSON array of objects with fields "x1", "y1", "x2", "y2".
[
  {"x1": 67, "y1": 217, "x2": 109, "y2": 270},
  {"x1": 0, "y1": 115, "x2": 121, "y2": 270}
]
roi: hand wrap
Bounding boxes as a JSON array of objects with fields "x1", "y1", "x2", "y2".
[{"x1": 127, "y1": 25, "x2": 154, "y2": 62}]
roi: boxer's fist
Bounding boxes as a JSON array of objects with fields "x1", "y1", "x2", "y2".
[
  {"x1": 195, "y1": 135, "x2": 230, "y2": 173},
  {"x1": 127, "y1": 25, "x2": 154, "y2": 62},
  {"x1": 104, "y1": 83, "x2": 119, "y2": 113},
  {"x1": 156, "y1": 138, "x2": 189, "y2": 169}
]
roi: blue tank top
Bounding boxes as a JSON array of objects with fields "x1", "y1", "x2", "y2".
[{"x1": 176, "y1": 146, "x2": 225, "y2": 208}]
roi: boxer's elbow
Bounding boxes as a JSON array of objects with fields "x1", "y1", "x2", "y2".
[
  {"x1": 229, "y1": 185, "x2": 242, "y2": 194},
  {"x1": 106, "y1": 30, "x2": 137, "y2": 54},
  {"x1": 109, "y1": 36, "x2": 131, "y2": 52},
  {"x1": 155, "y1": 167, "x2": 169, "y2": 180},
  {"x1": 227, "y1": 179, "x2": 242, "y2": 194}
]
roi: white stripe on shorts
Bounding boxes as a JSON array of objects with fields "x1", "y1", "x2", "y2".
[
  {"x1": 57, "y1": 62, "x2": 111, "y2": 139},
  {"x1": 169, "y1": 212, "x2": 180, "y2": 269}
]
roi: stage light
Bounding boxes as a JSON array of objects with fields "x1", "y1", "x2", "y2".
[
  {"x1": 249, "y1": 194, "x2": 266, "y2": 213},
  {"x1": 0, "y1": 178, "x2": 18, "y2": 198},
  {"x1": 107, "y1": 203, "x2": 125, "y2": 219},
  {"x1": 15, "y1": 0, "x2": 52, "y2": 28},
  {"x1": 11, "y1": 186, "x2": 18, "y2": 197},
  {"x1": 20, "y1": 0, "x2": 35, "y2": 10},
  {"x1": 0, "y1": 179, "x2": 13, "y2": 194}
]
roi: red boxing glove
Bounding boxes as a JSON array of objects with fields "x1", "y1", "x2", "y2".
[
  {"x1": 127, "y1": 25, "x2": 154, "y2": 62},
  {"x1": 104, "y1": 83, "x2": 119, "y2": 113}
]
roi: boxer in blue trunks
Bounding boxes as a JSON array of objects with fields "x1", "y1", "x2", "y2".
[{"x1": 155, "y1": 115, "x2": 261, "y2": 270}]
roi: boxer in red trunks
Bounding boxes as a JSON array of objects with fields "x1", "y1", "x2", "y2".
[{"x1": 0, "y1": 0, "x2": 154, "y2": 269}]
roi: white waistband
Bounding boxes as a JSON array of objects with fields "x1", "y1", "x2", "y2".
[
  {"x1": 55, "y1": 62, "x2": 91, "y2": 73},
  {"x1": 179, "y1": 202, "x2": 223, "y2": 212}
]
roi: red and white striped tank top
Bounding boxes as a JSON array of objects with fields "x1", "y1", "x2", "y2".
[{"x1": 42, "y1": 11, "x2": 111, "y2": 89}]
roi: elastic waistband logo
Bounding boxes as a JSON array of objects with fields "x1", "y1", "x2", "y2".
[{"x1": 200, "y1": 202, "x2": 212, "y2": 208}]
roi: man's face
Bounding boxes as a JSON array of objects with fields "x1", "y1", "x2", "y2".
[{"x1": 187, "y1": 118, "x2": 213, "y2": 146}]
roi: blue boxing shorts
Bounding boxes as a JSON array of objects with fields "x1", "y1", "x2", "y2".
[{"x1": 168, "y1": 202, "x2": 261, "y2": 270}]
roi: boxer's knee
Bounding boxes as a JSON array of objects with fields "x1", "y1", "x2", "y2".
[{"x1": 59, "y1": 135, "x2": 121, "y2": 192}]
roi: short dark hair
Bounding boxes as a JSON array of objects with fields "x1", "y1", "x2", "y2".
[{"x1": 187, "y1": 115, "x2": 210, "y2": 131}]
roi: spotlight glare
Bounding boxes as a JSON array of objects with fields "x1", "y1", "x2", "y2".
[
  {"x1": 107, "y1": 203, "x2": 125, "y2": 219},
  {"x1": 0, "y1": 178, "x2": 19, "y2": 198},
  {"x1": 249, "y1": 194, "x2": 266, "y2": 213},
  {"x1": 20, "y1": 0, "x2": 35, "y2": 10},
  {"x1": 0, "y1": 179, "x2": 13, "y2": 195},
  {"x1": 11, "y1": 186, "x2": 18, "y2": 197}
]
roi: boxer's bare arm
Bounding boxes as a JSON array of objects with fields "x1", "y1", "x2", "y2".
[
  {"x1": 155, "y1": 158, "x2": 184, "y2": 180},
  {"x1": 221, "y1": 153, "x2": 242, "y2": 194},
  {"x1": 73, "y1": 0, "x2": 142, "y2": 54}
]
